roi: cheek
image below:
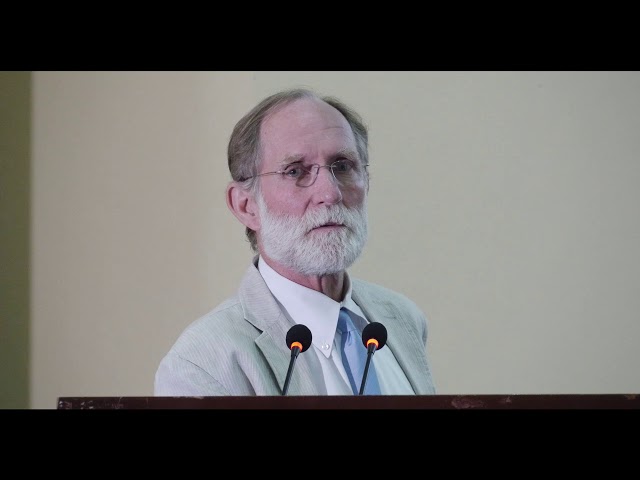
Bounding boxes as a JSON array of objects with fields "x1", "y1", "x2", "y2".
[
  {"x1": 343, "y1": 184, "x2": 367, "y2": 207},
  {"x1": 261, "y1": 188, "x2": 305, "y2": 216}
]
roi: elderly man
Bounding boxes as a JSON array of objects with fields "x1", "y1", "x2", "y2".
[{"x1": 155, "y1": 88, "x2": 436, "y2": 396}]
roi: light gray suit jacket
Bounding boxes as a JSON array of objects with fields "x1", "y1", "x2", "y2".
[{"x1": 154, "y1": 258, "x2": 436, "y2": 396}]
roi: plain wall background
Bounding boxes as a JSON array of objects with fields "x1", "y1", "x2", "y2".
[{"x1": 28, "y1": 71, "x2": 640, "y2": 409}]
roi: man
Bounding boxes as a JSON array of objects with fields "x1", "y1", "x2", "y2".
[{"x1": 154, "y1": 88, "x2": 436, "y2": 396}]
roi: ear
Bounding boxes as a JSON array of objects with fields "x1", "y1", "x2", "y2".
[{"x1": 226, "y1": 182, "x2": 260, "y2": 231}]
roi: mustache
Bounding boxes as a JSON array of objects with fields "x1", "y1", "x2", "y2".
[{"x1": 302, "y1": 206, "x2": 351, "y2": 231}]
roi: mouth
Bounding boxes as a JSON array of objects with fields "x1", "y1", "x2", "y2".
[{"x1": 310, "y1": 222, "x2": 346, "y2": 232}]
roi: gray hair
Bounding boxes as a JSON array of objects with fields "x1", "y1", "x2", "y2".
[{"x1": 227, "y1": 87, "x2": 370, "y2": 252}]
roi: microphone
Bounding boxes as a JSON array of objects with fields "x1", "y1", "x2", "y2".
[
  {"x1": 358, "y1": 322, "x2": 387, "y2": 395},
  {"x1": 282, "y1": 324, "x2": 312, "y2": 395}
]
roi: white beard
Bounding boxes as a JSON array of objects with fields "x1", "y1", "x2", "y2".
[{"x1": 256, "y1": 193, "x2": 369, "y2": 276}]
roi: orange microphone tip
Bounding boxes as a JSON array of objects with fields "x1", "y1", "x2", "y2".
[
  {"x1": 291, "y1": 341, "x2": 303, "y2": 350},
  {"x1": 366, "y1": 339, "x2": 379, "y2": 349}
]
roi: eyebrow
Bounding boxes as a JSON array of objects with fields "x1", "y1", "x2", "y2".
[
  {"x1": 279, "y1": 149, "x2": 360, "y2": 167},
  {"x1": 279, "y1": 154, "x2": 304, "y2": 166}
]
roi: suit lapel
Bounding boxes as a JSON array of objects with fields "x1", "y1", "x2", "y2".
[
  {"x1": 237, "y1": 261, "x2": 323, "y2": 395},
  {"x1": 352, "y1": 282, "x2": 433, "y2": 395}
]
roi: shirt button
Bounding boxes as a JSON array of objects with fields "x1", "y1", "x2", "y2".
[{"x1": 321, "y1": 342, "x2": 330, "y2": 350}]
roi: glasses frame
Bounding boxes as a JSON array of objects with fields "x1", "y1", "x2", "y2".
[{"x1": 244, "y1": 159, "x2": 369, "y2": 188}]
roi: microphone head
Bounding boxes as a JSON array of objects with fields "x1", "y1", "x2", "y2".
[
  {"x1": 362, "y1": 322, "x2": 387, "y2": 350},
  {"x1": 286, "y1": 324, "x2": 312, "y2": 352}
]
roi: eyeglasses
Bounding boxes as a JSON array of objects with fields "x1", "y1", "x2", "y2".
[{"x1": 244, "y1": 159, "x2": 369, "y2": 188}]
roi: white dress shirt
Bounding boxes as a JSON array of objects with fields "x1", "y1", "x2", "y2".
[{"x1": 258, "y1": 256, "x2": 414, "y2": 395}]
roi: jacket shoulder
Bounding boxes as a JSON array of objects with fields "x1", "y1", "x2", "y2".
[{"x1": 352, "y1": 278, "x2": 422, "y2": 311}]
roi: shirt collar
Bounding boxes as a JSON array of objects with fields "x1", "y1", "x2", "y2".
[{"x1": 258, "y1": 256, "x2": 355, "y2": 358}]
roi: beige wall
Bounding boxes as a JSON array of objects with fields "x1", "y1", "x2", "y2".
[{"x1": 31, "y1": 71, "x2": 640, "y2": 408}]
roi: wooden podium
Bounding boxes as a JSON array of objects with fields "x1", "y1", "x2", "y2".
[{"x1": 57, "y1": 394, "x2": 640, "y2": 409}]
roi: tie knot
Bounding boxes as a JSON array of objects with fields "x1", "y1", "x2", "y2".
[{"x1": 337, "y1": 308, "x2": 356, "y2": 334}]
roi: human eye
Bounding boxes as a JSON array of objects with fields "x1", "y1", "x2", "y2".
[
  {"x1": 332, "y1": 159, "x2": 354, "y2": 173},
  {"x1": 282, "y1": 163, "x2": 307, "y2": 179}
]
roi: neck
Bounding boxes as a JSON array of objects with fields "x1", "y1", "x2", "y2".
[{"x1": 261, "y1": 255, "x2": 346, "y2": 302}]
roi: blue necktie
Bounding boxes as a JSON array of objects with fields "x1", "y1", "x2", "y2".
[{"x1": 336, "y1": 308, "x2": 381, "y2": 395}]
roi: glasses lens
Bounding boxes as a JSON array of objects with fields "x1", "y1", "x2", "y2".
[
  {"x1": 296, "y1": 165, "x2": 317, "y2": 187},
  {"x1": 295, "y1": 161, "x2": 361, "y2": 187}
]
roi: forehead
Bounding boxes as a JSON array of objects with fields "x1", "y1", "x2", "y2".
[{"x1": 260, "y1": 97, "x2": 356, "y2": 161}]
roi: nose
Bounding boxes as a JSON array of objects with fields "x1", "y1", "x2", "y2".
[{"x1": 310, "y1": 164, "x2": 343, "y2": 205}]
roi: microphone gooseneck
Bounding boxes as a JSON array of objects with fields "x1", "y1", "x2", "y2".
[
  {"x1": 358, "y1": 322, "x2": 387, "y2": 395},
  {"x1": 282, "y1": 324, "x2": 312, "y2": 395}
]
